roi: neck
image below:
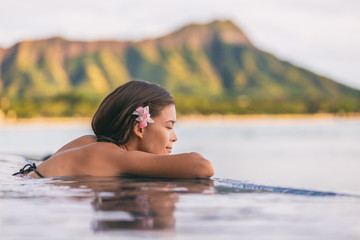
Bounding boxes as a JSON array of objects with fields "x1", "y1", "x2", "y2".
[
  {"x1": 121, "y1": 137, "x2": 140, "y2": 151},
  {"x1": 119, "y1": 144, "x2": 128, "y2": 151}
]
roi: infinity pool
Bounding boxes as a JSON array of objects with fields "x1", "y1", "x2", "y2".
[{"x1": 1, "y1": 155, "x2": 360, "y2": 240}]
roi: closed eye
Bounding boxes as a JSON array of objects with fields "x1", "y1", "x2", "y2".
[{"x1": 166, "y1": 120, "x2": 175, "y2": 130}]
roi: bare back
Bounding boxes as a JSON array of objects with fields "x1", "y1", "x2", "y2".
[{"x1": 28, "y1": 135, "x2": 124, "y2": 178}]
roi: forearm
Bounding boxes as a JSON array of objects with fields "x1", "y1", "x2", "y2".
[
  {"x1": 181, "y1": 152, "x2": 214, "y2": 178},
  {"x1": 120, "y1": 151, "x2": 214, "y2": 179},
  {"x1": 157, "y1": 152, "x2": 214, "y2": 178}
]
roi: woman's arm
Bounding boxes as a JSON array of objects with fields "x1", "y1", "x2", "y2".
[
  {"x1": 117, "y1": 150, "x2": 214, "y2": 179},
  {"x1": 88, "y1": 143, "x2": 214, "y2": 178}
]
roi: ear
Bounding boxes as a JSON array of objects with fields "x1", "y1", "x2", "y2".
[{"x1": 133, "y1": 123, "x2": 144, "y2": 139}]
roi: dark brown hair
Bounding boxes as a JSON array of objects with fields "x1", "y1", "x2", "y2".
[{"x1": 91, "y1": 80, "x2": 175, "y2": 145}]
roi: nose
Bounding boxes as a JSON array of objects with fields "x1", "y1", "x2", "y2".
[{"x1": 171, "y1": 130, "x2": 178, "y2": 142}]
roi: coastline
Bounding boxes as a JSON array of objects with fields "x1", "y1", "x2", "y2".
[
  {"x1": 1, "y1": 113, "x2": 360, "y2": 127},
  {"x1": 0, "y1": 117, "x2": 92, "y2": 128},
  {"x1": 178, "y1": 112, "x2": 360, "y2": 121}
]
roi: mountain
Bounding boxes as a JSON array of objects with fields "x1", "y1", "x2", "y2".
[{"x1": 0, "y1": 20, "x2": 359, "y2": 117}]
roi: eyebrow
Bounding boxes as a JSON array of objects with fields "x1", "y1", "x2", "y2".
[{"x1": 166, "y1": 120, "x2": 176, "y2": 124}]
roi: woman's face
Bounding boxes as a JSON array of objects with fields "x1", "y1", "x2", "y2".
[{"x1": 139, "y1": 104, "x2": 178, "y2": 155}]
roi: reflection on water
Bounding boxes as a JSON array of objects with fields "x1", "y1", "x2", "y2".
[
  {"x1": 53, "y1": 176, "x2": 214, "y2": 232},
  {"x1": 45, "y1": 175, "x2": 358, "y2": 235}
]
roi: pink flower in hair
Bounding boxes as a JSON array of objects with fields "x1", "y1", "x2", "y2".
[{"x1": 132, "y1": 106, "x2": 155, "y2": 128}]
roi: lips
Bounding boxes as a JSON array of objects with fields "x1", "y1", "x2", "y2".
[{"x1": 166, "y1": 147, "x2": 172, "y2": 153}]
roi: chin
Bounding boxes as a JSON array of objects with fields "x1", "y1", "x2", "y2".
[
  {"x1": 163, "y1": 150, "x2": 171, "y2": 155},
  {"x1": 151, "y1": 150, "x2": 169, "y2": 155}
]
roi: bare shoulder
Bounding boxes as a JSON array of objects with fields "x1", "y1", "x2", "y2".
[
  {"x1": 37, "y1": 140, "x2": 125, "y2": 177},
  {"x1": 53, "y1": 135, "x2": 97, "y2": 155},
  {"x1": 68, "y1": 135, "x2": 97, "y2": 146},
  {"x1": 72, "y1": 141, "x2": 128, "y2": 176}
]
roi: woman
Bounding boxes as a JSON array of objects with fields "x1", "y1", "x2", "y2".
[{"x1": 14, "y1": 81, "x2": 214, "y2": 179}]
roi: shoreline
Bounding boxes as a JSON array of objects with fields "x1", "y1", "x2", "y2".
[
  {"x1": 1, "y1": 113, "x2": 360, "y2": 127},
  {"x1": 178, "y1": 112, "x2": 360, "y2": 120}
]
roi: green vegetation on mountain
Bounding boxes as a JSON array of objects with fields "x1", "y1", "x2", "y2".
[{"x1": 0, "y1": 20, "x2": 359, "y2": 118}]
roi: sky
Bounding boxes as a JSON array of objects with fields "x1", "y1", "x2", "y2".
[{"x1": 1, "y1": 0, "x2": 360, "y2": 89}]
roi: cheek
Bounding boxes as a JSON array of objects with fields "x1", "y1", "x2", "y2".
[
  {"x1": 153, "y1": 130, "x2": 169, "y2": 146},
  {"x1": 143, "y1": 128, "x2": 169, "y2": 153},
  {"x1": 157, "y1": 134, "x2": 171, "y2": 154}
]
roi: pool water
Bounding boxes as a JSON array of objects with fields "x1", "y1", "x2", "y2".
[{"x1": 1, "y1": 155, "x2": 360, "y2": 240}]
